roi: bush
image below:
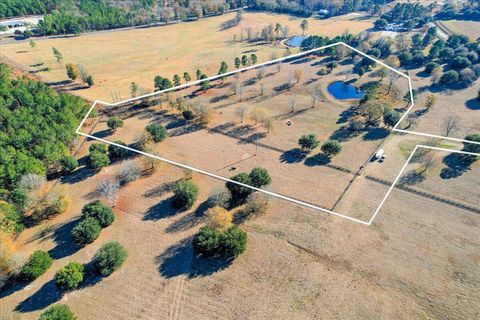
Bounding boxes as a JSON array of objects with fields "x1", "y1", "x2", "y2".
[
  {"x1": 145, "y1": 124, "x2": 167, "y2": 143},
  {"x1": 89, "y1": 143, "x2": 107, "y2": 154},
  {"x1": 171, "y1": 180, "x2": 199, "y2": 209},
  {"x1": 93, "y1": 241, "x2": 128, "y2": 276},
  {"x1": 226, "y1": 173, "x2": 253, "y2": 202},
  {"x1": 81, "y1": 200, "x2": 115, "y2": 227},
  {"x1": 106, "y1": 117, "x2": 123, "y2": 130},
  {"x1": 21, "y1": 250, "x2": 53, "y2": 281},
  {"x1": 440, "y1": 70, "x2": 459, "y2": 84},
  {"x1": 249, "y1": 167, "x2": 271, "y2": 188},
  {"x1": 321, "y1": 140, "x2": 342, "y2": 158},
  {"x1": 55, "y1": 262, "x2": 84, "y2": 290},
  {"x1": 108, "y1": 141, "x2": 128, "y2": 160},
  {"x1": 60, "y1": 155, "x2": 78, "y2": 173},
  {"x1": 193, "y1": 225, "x2": 247, "y2": 259},
  {"x1": 222, "y1": 225, "x2": 247, "y2": 259},
  {"x1": 71, "y1": 217, "x2": 101, "y2": 245},
  {"x1": 206, "y1": 206, "x2": 232, "y2": 231},
  {"x1": 88, "y1": 152, "x2": 110, "y2": 170},
  {"x1": 383, "y1": 109, "x2": 402, "y2": 127},
  {"x1": 39, "y1": 304, "x2": 77, "y2": 320},
  {"x1": 182, "y1": 110, "x2": 195, "y2": 120},
  {"x1": 298, "y1": 133, "x2": 320, "y2": 152}
]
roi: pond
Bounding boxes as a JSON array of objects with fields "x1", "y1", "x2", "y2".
[
  {"x1": 285, "y1": 35, "x2": 308, "y2": 47},
  {"x1": 327, "y1": 81, "x2": 365, "y2": 100}
]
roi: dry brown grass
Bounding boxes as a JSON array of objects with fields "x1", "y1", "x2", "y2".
[{"x1": 0, "y1": 12, "x2": 373, "y2": 102}]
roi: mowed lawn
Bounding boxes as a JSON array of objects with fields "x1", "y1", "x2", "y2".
[{"x1": 0, "y1": 12, "x2": 373, "y2": 102}]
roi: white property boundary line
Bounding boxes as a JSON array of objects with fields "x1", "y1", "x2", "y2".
[{"x1": 75, "y1": 42, "x2": 479, "y2": 226}]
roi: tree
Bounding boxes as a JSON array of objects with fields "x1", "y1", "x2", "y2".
[
  {"x1": 65, "y1": 64, "x2": 78, "y2": 81},
  {"x1": 108, "y1": 141, "x2": 128, "y2": 160},
  {"x1": 183, "y1": 72, "x2": 191, "y2": 82},
  {"x1": 98, "y1": 177, "x2": 120, "y2": 207},
  {"x1": 374, "y1": 18, "x2": 388, "y2": 30},
  {"x1": 193, "y1": 226, "x2": 223, "y2": 257},
  {"x1": 235, "y1": 105, "x2": 247, "y2": 123},
  {"x1": 298, "y1": 134, "x2": 320, "y2": 152},
  {"x1": 39, "y1": 304, "x2": 76, "y2": 320},
  {"x1": 464, "y1": 134, "x2": 480, "y2": 154},
  {"x1": 364, "y1": 101, "x2": 384, "y2": 125},
  {"x1": 55, "y1": 262, "x2": 84, "y2": 290},
  {"x1": 262, "y1": 115, "x2": 274, "y2": 133},
  {"x1": 241, "y1": 55, "x2": 248, "y2": 67},
  {"x1": 29, "y1": 40, "x2": 36, "y2": 49},
  {"x1": 172, "y1": 180, "x2": 199, "y2": 209},
  {"x1": 226, "y1": 173, "x2": 253, "y2": 202},
  {"x1": 107, "y1": 117, "x2": 123, "y2": 131},
  {"x1": 310, "y1": 86, "x2": 321, "y2": 108},
  {"x1": 60, "y1": 155, "x2": 78, "y2": 173},
  {"x1": 93, "y1": 241, "x2": 128, "y2": 277},
  {"x1": 424, "y1": 94, "x2": 437, "y2": 111},
  {"x1": 206, "y1": 206, "x2": 232, "y2": 231},
  {"x1": 321, "y1": 140, "x2": 342, "y2": 158},
  {"x1": 173, "y1": 74, "x2": 181, "y2": 86},
  {"x1": 154, "y1": 76, "x2": 172, "y2": 91},
  {"x1": 85, "y1": 75, "x2": 94, "y2": 87},
  {"x1": 274, "y1": 23, "x2": 282, "y2": 39},
  {"x1": 89, "y1": 143, "x2": 107, "y2": 154},
  {"x1": 71, "y1": 217, "x2": 101, "y2": 245},
  {"x1": 193, "y1": 225, "x2": 247, "y2": 259},
  {"x1": 234, "y1": 57, "x2": 241, "y2": 69},
  {"x1": 52, "y1": 47, "x2": 63, "y2": 65},
  {"x1": 383, "y1": 109, "x2": 402, "y2": 127},
  {"x1": 443, "y1": 116, "x2": 459, "y2": 137},
  {"x1": 440, "y1": 70, "x2": 459, "y2": 84},
  {"x1": 89, "y1": 152, "x2": 110, "y2": 171},
  {"x1": 21, "y1": 250, "x2": 53, "y2": 281},
  {"x1": 130, "y1": 82, "x2": 138, "y2": 98},
  {"x1": 82, "y1": 200, "x2": 115, "y2": 227},
  {"x1": 218, "y1": 61, "x2": 228, "y2": 82},
  {"x1": 19, "y1": 173, "x2": 46, "y2": 191},
  {"x1": 145, "y1": 124, "x2": 167, "y2": 142},
  {"x1": 250, "y1": 54, "x2": 257, "y2": 65},
  {"x1": 300, "y1": 19, "x2": 308, "y2": 35},
  {"x1": 249, "y1": 167, "x2": 271, "y2": 188},
  {"x1": 221, "y1": 225, "x2": 247, "y2": 259}
]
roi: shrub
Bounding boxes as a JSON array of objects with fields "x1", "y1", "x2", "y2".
[
  {"x1": 298, "y1": 133, "x2": 320, "y2": 152},
  {"x1": 182, "y1": 110, "x2": 195, "y2": 120},
  {"x1": 222, "y1": 225, "x2": 247, "y2": 259},
  {"x1": 206, "y1": 206, "x2": 232, "y2": 231},
  {"x1": 383, "y1": 109, "x2": 402, "y2": 127},
  {"x1": 89, "y1": 143, "x2": 107, "y2": 154},
  {"x1": 440, "y1": 70, "x2": 459, "y2": 84},
  {"x1": 88, "y1": 152, "x2": 110, "y2": 170},
  {"x1": 424, "y1": 62, "x2": 439, "y2": 74},
  {"x1": 226, "y1": 173, "x2": 253, "y2": 202},
  {"x1": 249, "y1": 167, "x2": 271, "y2": 188},
  {"x1": 145, "y1": 124, "x2": 167, "y2": 143},
  {"x1": 81, "y1": 200, "x2": 115, "y2": 227},
  {"x1": 55, "y1": 262, "x2": 84, "y2": 290},
  {"x1": 21, "y1": 250, "x2": 53, "y2": 281},
  {"x1": 108, "y1": 141, "x2": 128, "y2": 160},
  {"x1": 107, "y1": 117, "x2": 123, "y2": 130},
  {"x1": 321, "y1": 140, "x2": 342, "y2": 158},
  {"x1": 39, "y1": 304, "x2": 77, "y2": 320},
  {"x1": 71, "y1": 217, "x2": 101, "y2": 245},
  {"x1": 93, "y1": 241, "x2": 128, "y2": 276},
  {"x1": 171, "y1": 180, "x2": 199, "y2": 209},
  {"x1": 193, "y1": 226, "x2": 223, "y2": 257},
  {"x1": 60, "y1": 155, "x2": 78, "y2": 173},
  {"x1": 10, "y1": 187, "x2": 28, "y2": 209}
]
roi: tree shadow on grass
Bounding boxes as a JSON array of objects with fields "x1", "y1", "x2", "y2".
[
  {"x1": 59, "y1": 164, "x2": 95, "y2": 185},
  {"x1": 165, "y1": 200, "x2": 209, "y2": 233},
  {"x1": 143, "y1": 181, "x2": 178, "y2": 198},
  {"x1": 91, "y1": 129, "x2": 114, "y2": 139},
  {"x1": 304, "y1": 154, "x2": 331, "y2": 167},
  {"x1": 329, "y1": 126, "x2": 362, "y2": 142},
  {"x1": 279, "y1": 148, "x2": 306, "y2": 164},
  {"x1": 465, "y1": 98, "x2": 480, "y2": 110},
  {"x1": 362, "y1": 127, "x2": 390, "y2": 141},
  {"x1": 143, "y1": 198, "x2": 183, "y2": 221},
  {"x1": 48, "y1": 218, "x2": 82, "y2": 259},
  {"x1": 336, "y1": 106, "x2": 359, "y2": 124},
  {"x1": 440, "y1": 153, "x2": 475, "y2": 179},
  {"x1": 155, "y1": 238, "x2": 230, "y2": 279},
  {"x1": 398, "y1": 170, "x2": 426, "y2": 186},
  {"x1": 15, "y1": 279, "x2": 63, "y2": 313}
]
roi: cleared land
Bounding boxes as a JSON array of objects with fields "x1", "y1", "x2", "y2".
[
  {"x1": 437, "y1": 20, "x2": 480, "y2": 41},
  {"x1": 0, "y1": 135, "x2": 478, "y2": 319},
  {"x1": 82, "y1": 50, "x2": 411, "y2": 221},
  {"x1": 0, "y1": 12, "x2": 374, "y2": 102}
]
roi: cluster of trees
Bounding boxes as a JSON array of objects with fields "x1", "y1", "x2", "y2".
[
  {"x1": 249, "y1": 0, "x2": 392, "y2": 18},
  {"x1": 376, "y1": 2, "x2": 433, "y2": 30},
  {"x1": 65, "y1": 63, "x2": 94, "y2": 87},
  {"x1": 436, "y1": 0, "x2": 480, "y2": 21},
  {"x1": 71, "y1": 200, "x2": 115, "y2": 245},
  {"x1": 298, "y1": 134, "x2": 342, "y2": 157},
  {"x1": 0, "y1": 0, "x2": 52, "y2": 18},
  {"x1": 234, "y1": 54, "x2": 257, "y2": 69},
  {"x1": 39, "y1": 304, "x2": 77, "y2": 320},
  {"x1": 234, "y1": 22, "x2": 290, "y2": 43},
  {"x1": 227, "y1": 167, "x2": 271, "y2": 203}
]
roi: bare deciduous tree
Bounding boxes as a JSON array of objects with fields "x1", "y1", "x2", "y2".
[
  {"x1": 387, "y1": 71, "x2": 401, "y2": 94},
  {"x1": 310, "y1": 85, "x2": 321, "y2": 108},
  {"x1": 99, "y1": 176, "x2": 120, "y2": 207},
  {"x1": 443, "y1": 116, "x2": 459, "y2": 137},
  {"x1": 235, "y1": 105, "x2": 248, "y2": 123},
  {"x1": 19, "y1": 173, "x2": 46, "y2": 191}
]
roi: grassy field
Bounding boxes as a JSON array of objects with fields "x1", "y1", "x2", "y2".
[
  {"x1": 437, "y1": 20, "x2": 480, "y2": 41},
  {"x1": 0, "y1": 12, "x2": 373, "y2": 102}
]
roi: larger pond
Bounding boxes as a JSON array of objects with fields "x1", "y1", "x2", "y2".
[
  {"x1": 285, "y1": 35, "x2": 308, "y2": 47},
  {"x1": 327, "y1": 81, "x2": 365, "y2": 100}
]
